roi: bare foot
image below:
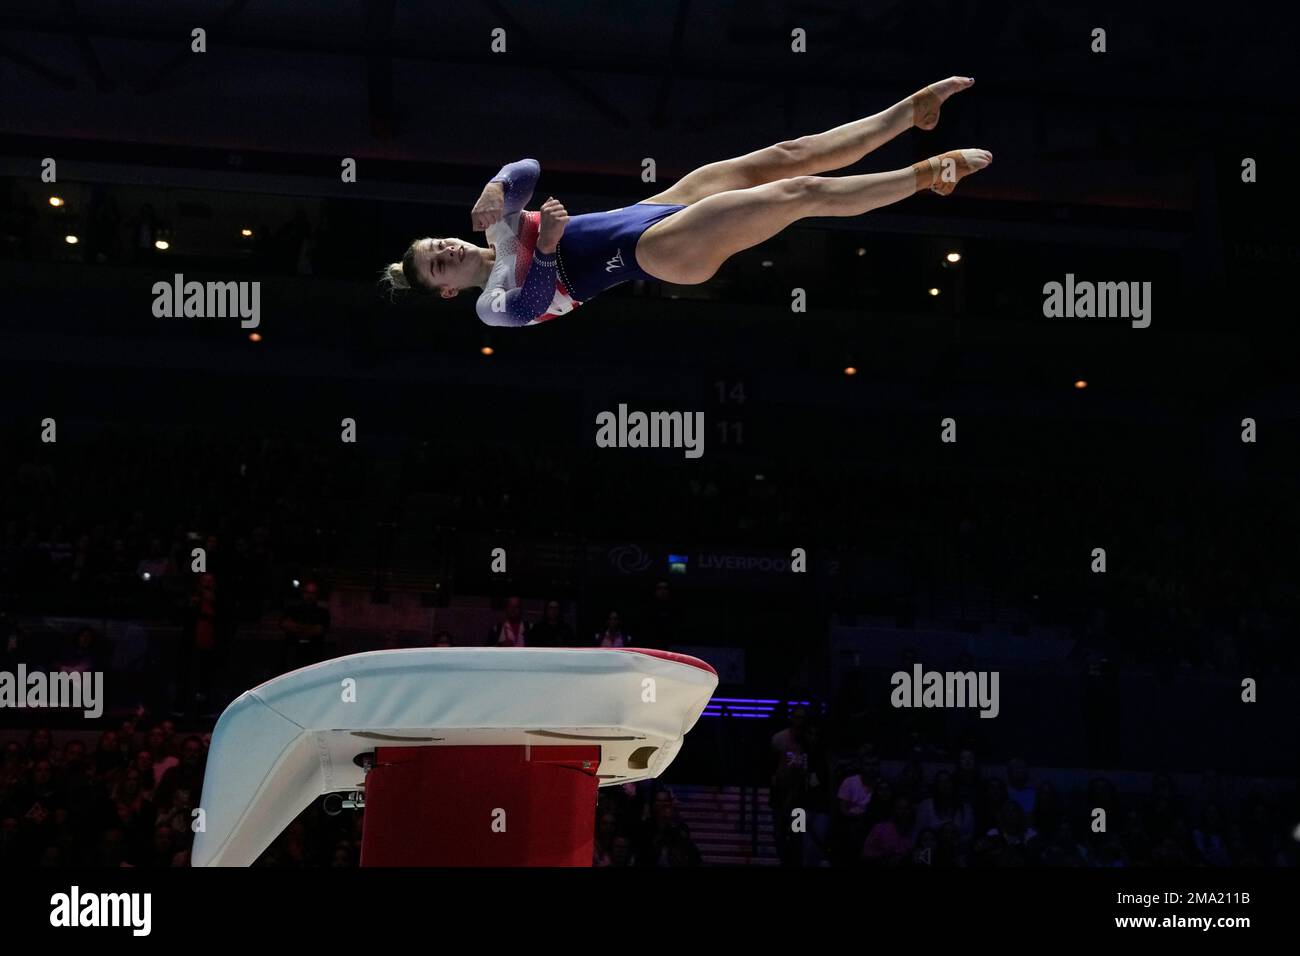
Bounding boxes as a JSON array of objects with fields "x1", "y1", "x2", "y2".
[
  {"x1": 913, "y1": 148, "x2": 992, "y2": 195},
  {"x1": 911, "y1": 76, "x2": 975, "y2": 131}
]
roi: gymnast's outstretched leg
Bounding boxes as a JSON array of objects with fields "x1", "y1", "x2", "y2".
[
  {"x1": 643, "y1": 77, "x2": 974, "y2": 206},
  {"x1": 635, "y1": 149, "x2": 991, "y2": 284}
]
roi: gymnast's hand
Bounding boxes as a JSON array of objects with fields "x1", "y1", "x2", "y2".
[
  {"x1": 471, "y1": 182, "x2": 506, "y2": 231},
  {"x1": 537, "y1": 197, "x2": 568, "y2": 254}
]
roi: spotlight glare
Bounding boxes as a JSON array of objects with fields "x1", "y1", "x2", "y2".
[
  {"x1": 240, "y1": 228, "x2": 253, "y2": 237},
  {"x1": 843, "y1": 366, "x2": 858, "y2": 377},
  {"x1": 49, "y1": 196, "x2": 64, "y2": 207},
  {"x1": 248, "y1": 332, "x2": 263, "y2": 343},
  {"x1": 945, "y1": 251, "x2": 962, "y2": 263},
  {"x1": 1074, "y1": 379, "x2": 1088, "y2": 390},
  {"x1": 64, "y1": 234, "x2": 79, "y2": 244},
  {"x1": 154, "y1": 239, "x2": 170, "y2": 251},
  {"x1": 928, "y1": 287, "x2": 940, "y2": 297},
  {"x1": 480, "y1": 346, "x2": 495, "y2": 356},
  {"x1": 760, "y1": 259, "x2": 774, "y2": 268},
  {"x1": 855, "y1": 247, "x2": 866, "y2": 257}
]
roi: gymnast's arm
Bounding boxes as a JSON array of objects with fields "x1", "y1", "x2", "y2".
[
  {"x1": 475, "y1": 249, "x2": 557, "y2": 327},
  {"x1": 471, "y1": 158, "x2": 541, "y2": 230}
]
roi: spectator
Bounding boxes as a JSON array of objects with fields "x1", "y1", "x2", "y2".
[
  {"x1": 862, "y1": 795, "x2": 917, "y2": 866},
  {"x1": 487, "y1": 596, "x2": 529, "y2": 647},
  {"x1": 148, "y1": 823, "x2": 180, "y2": 867},
  {"x1": 156, "y1": 736, "x2": 206, "y2": 809},
  {"x1": 771, "y1": 706, "x2": 827, "y2": 866},
  {"x1": 155, "y1": 786, "x2": 194, "y2": 838},
  {"x1": 11, "y1": 759, "x2": 58, "y2": 852},
  {"x1": 116, "y1": 719, "x2": 140, "y2": 766},
  {"x1": 145, "y1": 727, "x2": 177, "y2": 789},
  {"x1": 280, "y1": 580, "x2": 330, "y2": 670},
  {"x1": 593, "y1": 811, "x2": 619, "y2": 867},
  {"x1": 916, "y1": 769, "x2": 975, "y2": 841},
  {"x1": 862, "y1": 778, "x2": 895, "y2": 833},
  {"x1": 634, "y1": 790, "x2": 701, "y2": 867},
  {"x1": 594, "y1": 610, "x2": 629, "y2": 647},
  {"x1": 1, "y1": 742, "x2": 26, "y2": 792},
  {"x1": 176, "y1": 572, "x2": 231, "y2": 718},
  {"x1": 934, "y1": 820, "x2": 967, "y2": 867},
  {"x1": 26, "y1": 728, "x2": 54, "y2": 765},
  {"x1": 836, "y1": 751, "x2": 876, "y2": 820},
  {"x1": 529, "y1": 600, "x2": 575, "y2": 647},
  {"x1": 0, "y1": 612, "x2": 42, "y2": 671},
  {"x1": 131, "y1": 751, "x2": 158, "y2": 802},
  {"x1": 58, "y1": 626, "x2": 106, "y2": 673},
  {"x1": 609, "y1": 835, "x2": 634, "y2": 866},
  {"x1": 987, "y1": 799, "x2": 1038, "y2": 848},
  {"x1": 92, "y1": 730, "x2": 125, "y2": 778}
]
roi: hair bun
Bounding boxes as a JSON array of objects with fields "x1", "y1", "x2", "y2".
[
  {"x1": 385, "y1": 262, "x2": 409, "y2": 289},
  {"x1": 378, "y1": 261, "x2": 410, "y2": 301}
]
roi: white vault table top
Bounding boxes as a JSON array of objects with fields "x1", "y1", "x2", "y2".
[{"x1": 192, "y1": 647, "x2": 718, "y2": 867}]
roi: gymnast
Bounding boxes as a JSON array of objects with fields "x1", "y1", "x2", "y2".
[{"x1": 382, "y1": 77, "x2": 990, "y2": 326}]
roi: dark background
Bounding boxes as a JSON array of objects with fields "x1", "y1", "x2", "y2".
[{"x1": 0, "y1": 0, "x2": 1297, "y2": 869}]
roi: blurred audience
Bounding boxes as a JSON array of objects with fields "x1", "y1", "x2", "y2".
[
  {"x1": 594, "y1": 610, "x2": 630, "y2": 648},
  {"x1": 279, "y1": 579, "x2": 330, "y2": 671},
  {"x1": 487, "y1": 596, "x2": 529, "y2": 647},
  {"x1": 528, "y1": 599, "x2": 575, "y2": 647}
]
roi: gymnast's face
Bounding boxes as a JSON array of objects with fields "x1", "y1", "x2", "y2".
[{"x1": 413, "y1": 237, "x2": 480, "y2": 297}]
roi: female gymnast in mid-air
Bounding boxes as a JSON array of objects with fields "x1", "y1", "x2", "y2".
[{"x1": 383, "y1": 77, "x2": 990, "y2": 326}]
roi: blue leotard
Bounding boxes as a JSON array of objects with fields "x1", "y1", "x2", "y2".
[{"x1": 476, "y1": 159, "x2": 684, "y2": 327}]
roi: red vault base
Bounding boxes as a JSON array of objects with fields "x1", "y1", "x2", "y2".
[{"x1": 359, "y1": 745, "x2": 602, "y2": 867}]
